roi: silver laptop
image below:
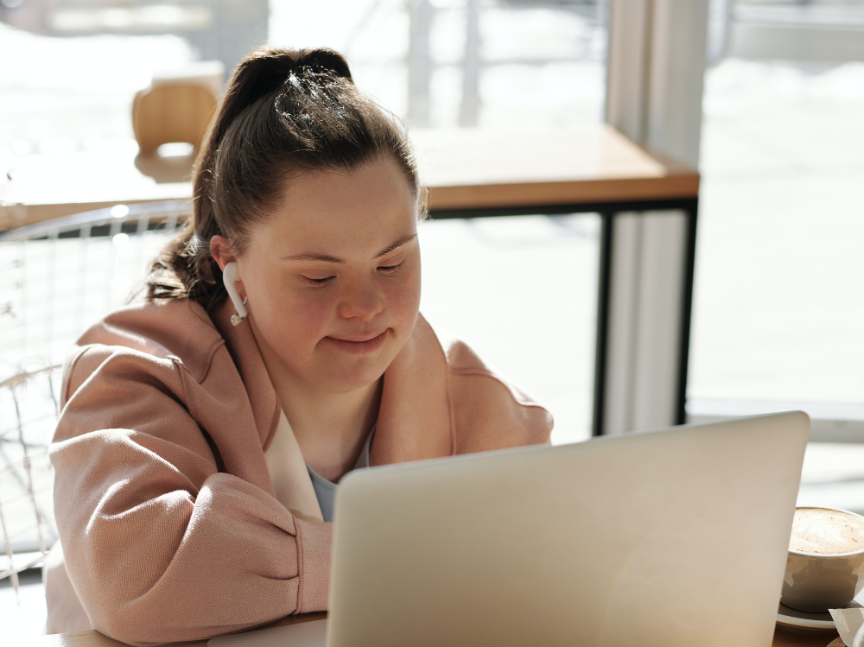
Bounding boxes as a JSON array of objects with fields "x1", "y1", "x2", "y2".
[{"x1": 211, "y1": 412, "x2": 809, "y2": 647}]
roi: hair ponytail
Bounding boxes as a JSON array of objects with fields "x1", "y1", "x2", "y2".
[{"x1": 145, "y1": 46, "x2": 420, "y2": 306}]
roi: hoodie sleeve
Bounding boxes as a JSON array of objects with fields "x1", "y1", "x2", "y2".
[{"x1": 50, "y1": 345, "x2": 330, "y2": 647}]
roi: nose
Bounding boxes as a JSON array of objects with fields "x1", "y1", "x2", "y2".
[{"x1": 338, "y1": 277, "x2": 383, "y2": 322}]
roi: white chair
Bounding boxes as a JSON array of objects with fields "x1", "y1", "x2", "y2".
[
  {"x1": 0, "y1": 201, "x2": 190, "y2": 602},
  {"x1": 0, "y1": 365, "x2": 62, "y2": 601},
  {"x1": 0, "y1": 200, "x2": 190, "y2": 379}
]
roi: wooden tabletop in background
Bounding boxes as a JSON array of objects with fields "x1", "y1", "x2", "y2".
[{"x1": 0, "y1": 125, "x2": 699, "y2": 232}]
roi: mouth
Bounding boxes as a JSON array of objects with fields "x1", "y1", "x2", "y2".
[{"x1": 323, "y1": 330, "x2": 389, "y2": 355}]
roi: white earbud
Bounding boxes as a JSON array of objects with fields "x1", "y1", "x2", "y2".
[{"x1": 222, "y1": 262, "x2": 248, "y2": 326}]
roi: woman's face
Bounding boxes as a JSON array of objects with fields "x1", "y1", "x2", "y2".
[{"x1": 234, "y1": 156, "x2": 421, "y2": 394}]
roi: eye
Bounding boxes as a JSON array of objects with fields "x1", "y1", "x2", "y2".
[
  {"x1": 302, "y1": 275, "x2": 334, "y2": 287},
  {"x1": 378, "y1": 261, "x2": 404, "y2": 274}
]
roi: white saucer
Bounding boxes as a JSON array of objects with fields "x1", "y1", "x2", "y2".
[{"x1": 777, "y1": 602, "x2": 837, "y2": 632}]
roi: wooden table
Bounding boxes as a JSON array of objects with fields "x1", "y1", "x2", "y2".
[
  {"x1": 22, "y1": 614, "x2": 841, "y2": 646},
  {"x1": 0, "y1": 125, "x2": 699, "y2": 435},
  {"x1": 411, "y1": 127, "x2": 700, "y2": 435},
  {"x1": 0, "y1": 126, "x2": 697, "y2": 230}
]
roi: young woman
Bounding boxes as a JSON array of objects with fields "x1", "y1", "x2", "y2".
[{"x1": 44, "y1": 47, "x2": 552, "y2": 646}]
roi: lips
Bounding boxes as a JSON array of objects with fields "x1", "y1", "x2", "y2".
[{"x1": 323, "y1": 330, "x2": 389, "y2": 355}]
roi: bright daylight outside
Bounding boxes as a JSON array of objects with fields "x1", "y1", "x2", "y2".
[{"x1": 1, "y1": 0, "x2": 863, "y2": 642}]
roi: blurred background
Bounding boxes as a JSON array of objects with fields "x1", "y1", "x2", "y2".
[{"x1": 1, "y1": 0, "x2": 863, "y2": 638}]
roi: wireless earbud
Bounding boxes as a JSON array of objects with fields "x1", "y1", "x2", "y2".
[{"x1": 223, "y1": 262, "x2": 248, "y2": 326}]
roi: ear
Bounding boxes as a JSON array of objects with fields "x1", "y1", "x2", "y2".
[{"x1": 210, "y1": 236, "x2": 237, "y2": 273}]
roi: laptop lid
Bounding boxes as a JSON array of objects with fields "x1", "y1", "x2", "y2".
[{"x1": 328, "y1": 412, "x2": 809, "y2": 647}]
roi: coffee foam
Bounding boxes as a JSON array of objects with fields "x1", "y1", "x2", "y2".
[{"x1": 789, "y1": 508, "x2": 864, "y2": 555}]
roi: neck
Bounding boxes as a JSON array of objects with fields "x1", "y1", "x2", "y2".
[{"x1": 252, "y1": 324, "x2": 382, "y2": 483}]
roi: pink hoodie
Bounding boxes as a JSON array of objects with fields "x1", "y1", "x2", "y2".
[{"x1": 47, "y1": 297, "x2": 552, "y2": 646}]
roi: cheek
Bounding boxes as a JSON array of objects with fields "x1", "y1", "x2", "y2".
[
  {"x1": 273, "y1": 291, "x2": 333, "y2": 343},
  {"x1": 246, "y1": 270, "x2": 331, "y2": 346},
  {"x1": 387, "y1": 265, "x2": 422, "y2": 327}
]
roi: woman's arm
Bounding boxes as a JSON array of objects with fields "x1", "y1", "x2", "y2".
[{"x1": 51, "y1": 345, "x2": 330, "y2": 647}]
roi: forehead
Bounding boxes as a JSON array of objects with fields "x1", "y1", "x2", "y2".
[{"x1": 250, "y1": 156, "x2": 417, "y2": 256}]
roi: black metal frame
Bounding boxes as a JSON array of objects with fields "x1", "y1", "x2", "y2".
[{"x1": 429, "y1": 195, "x2": 699, "y2": 438}]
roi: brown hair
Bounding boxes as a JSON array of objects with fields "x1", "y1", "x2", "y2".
[{"x1": 145, "y1": 46, "x2": 423, "y2": 306}]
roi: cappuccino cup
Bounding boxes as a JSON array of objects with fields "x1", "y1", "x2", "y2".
[{"x1": 781, "y1": 507, "x2": 864, "y2": 613}]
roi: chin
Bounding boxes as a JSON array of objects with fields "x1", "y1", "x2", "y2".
[
  {"x1": 314, "y1": 334, "x2": 403, "y2": 392},
  {"x1": 320, "y1": 362, "x2": 388, "y2": 393}
]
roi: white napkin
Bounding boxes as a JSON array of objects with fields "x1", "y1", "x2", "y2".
[{"x1": 829, "y1": 608, "x2": 864, "y2": 647}]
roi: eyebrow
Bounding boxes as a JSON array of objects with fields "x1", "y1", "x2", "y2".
[
  {"x1": 374, "y1": 233, "x2": 417, "y2": 259},
  {"x1": 283, "y1": 234, "x2": 417, "y2": 263}
]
